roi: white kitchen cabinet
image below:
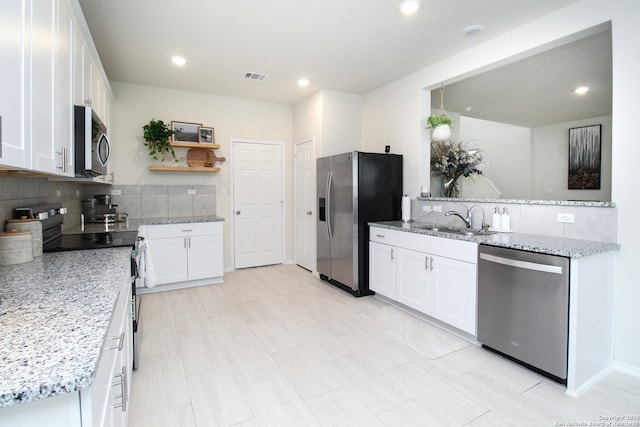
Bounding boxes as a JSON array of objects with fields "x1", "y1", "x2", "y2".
[
  {"x1": 431, "y1": 254, "x2": 477, "y2": 334},
  {"x1": 369, "y1": 226, "x2": 478, "y2": 335},
  {"x1": 138, "y1": 222, "x2": 224, "y2": 292},
  {"x1": 0, "y1": 0, "x2": 29, "y2": 169},
  {"x1": 369, "y1": 241, "x2": 397, "y2": 299},
  {"x1": 0, "y1": 0, "x2": 112, "y2": 178}
]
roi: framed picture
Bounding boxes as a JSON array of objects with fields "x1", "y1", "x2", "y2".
[
  {"x1": 171, "y1": 121, "x2": 201, "y2": 143},
  {"x1": 568, "y1": 124, "x2": 602, "y2": 189},
  {"x1": 198, "y1": 127, "x2": 215, "y2": 144}
]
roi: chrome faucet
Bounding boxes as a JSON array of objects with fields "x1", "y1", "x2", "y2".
[{"x1": 445, "y1": 209, "x2": 472, "y2": 228}]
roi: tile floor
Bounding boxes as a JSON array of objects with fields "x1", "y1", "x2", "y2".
[{"x1": 128, "y1": 264, "x2": 640, "y2": 426}]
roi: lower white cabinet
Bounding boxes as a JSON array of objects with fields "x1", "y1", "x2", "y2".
[
  {"x1": 369, "y1": 226, "x2": 478, "y2": 335},
  {"x1": 138, "y1": 221, "x2": 224, "y2": 292}
]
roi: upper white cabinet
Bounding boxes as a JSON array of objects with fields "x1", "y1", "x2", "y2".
[
  {"x1": 0, "y1": 0, "x2": 30, "y2": 169},
  {"x1": 0, "y1": 0, "x2": 112, "y2": 178},
  {"x1": 369, "y1": 226, "x2": 479, "y2": 336}
]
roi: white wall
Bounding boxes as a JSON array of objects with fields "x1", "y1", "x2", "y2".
[
  {"x1": 110, "y1": 82, "x2": 294, "y2": 270},
  {"x1": 361, "y1": 0, "x2": 640, "y2": 373},
  {"x1": 459, "y1": 117, "x2": 531, "y2": 199},
  {"x1": 531, "y1": 116, "x2": 612, "y2": 201}
]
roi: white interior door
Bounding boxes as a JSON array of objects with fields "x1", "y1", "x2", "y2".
[
  {"x1": 233, "y1": 141, "x2": 284, "y2": 269},
  {"x1": 294, "y1": 139, "x2": 315, "y2": 271}
]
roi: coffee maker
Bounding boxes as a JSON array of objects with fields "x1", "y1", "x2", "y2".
[{"x1": 82, "y1": 195, "x2": 127, "y2": 223}]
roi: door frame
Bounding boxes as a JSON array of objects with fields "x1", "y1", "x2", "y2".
[
  {"x1": 230, "y1": 138, "x2": 286, "y2": 270},
  {"x1": 293, "y1": 137, "x2": 315, "y2": 271}
]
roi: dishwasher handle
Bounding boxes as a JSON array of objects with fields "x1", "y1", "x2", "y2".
[{"x1": 480, "y1": 253, "x2": 564, "y2": 275}]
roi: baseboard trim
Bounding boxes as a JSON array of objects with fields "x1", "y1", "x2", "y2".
[{"x1": 613, "y1": 360, "x2": 640, "y2": 378}]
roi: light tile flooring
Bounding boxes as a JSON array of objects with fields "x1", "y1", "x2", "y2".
[{"x1": 129, "y1": 264, "x2": 640, "y2": 427}]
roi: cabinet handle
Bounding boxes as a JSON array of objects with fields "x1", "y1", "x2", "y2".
[
  {"x1": 375, "y1": 234, "x2": 385, "y2": 238},
  {"x1": 181, "y1": 229, "x2": 193, "y2": 233},
  {"x1": 425, "y1": 255, "x2": 429, "y2": 270},
  {"x1": 130, "y1": 296, "x2": 136, "y2": 322},
  {"x1": 184, "y1": 237, "x2": 187, "y2": 249},
  {"x1": 108, "y1": 332, "x2": 125, "y2": 351},
  {"x1": 430, "y1": 256, "x2": 434, "y2": 271},
  {"x1": 390, "y1": 248, "x2": 395, "y2": 260},
  {"x1": 188, "y1": 237, "x2": 191, "y2": 248},
  {"x1": 112, "y1": 366, "x2": 128, "y2": 412}
]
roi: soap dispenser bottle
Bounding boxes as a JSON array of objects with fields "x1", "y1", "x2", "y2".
[
  {"x1": 491, "y1": 207, "x2": 501, "y2": 230},
  {"x1": 500, "y1": 207, "x2": 511, "y2": 231}
]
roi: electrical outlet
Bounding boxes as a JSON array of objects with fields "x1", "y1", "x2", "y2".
[
  {"x1": 543, "y1": 188, "x2": 553, "y2": 194},
  {"x1": 557, "y1": 213, "x2": 575, "y2": 223},
  {"x1": 111, "y1": 189, "x2": 122, "y2": 196},
  {"x1": 187, "y1": 189, "x2": 196, "y2": 195},
  {"x1": 56, "y1": 190, "x2": 61, "y2": 198},
  {"x1": 422, "y1": 205, "x2": 442, "y2": 213}
]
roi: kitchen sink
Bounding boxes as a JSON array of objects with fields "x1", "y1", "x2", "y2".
[{"x1": 413, "y1": 224, "x2": 496, "y2": 237}]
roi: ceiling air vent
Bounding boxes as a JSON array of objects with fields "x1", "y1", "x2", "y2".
[{"x1": 243, "y1": 72, "x2": 269, "y2": 81}]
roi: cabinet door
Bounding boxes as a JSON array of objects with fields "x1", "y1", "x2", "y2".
[
  {"x1": 396, "y1": 247, "x2": 432, "y2": 314},
  {"x1": 149, "y1": 237, "x2": 188, "y2": 284},
  {"x1": 188, "y1": 234, "x2": 223, "y2": 280},
  {"x1": 0, "y1": 0, "x2": 29, "y2": 168},
  {"x1": 31, "y1": 0, "x2": 57, "y2": 173},
  {"x1": 54, "y1": 0, "x2": 74, "y2": 176},
  {"x1": 369, "y1": 241, "x2": 397, "y2": 299},
  {"x1": 432, "y1": 256, "x2": 477, "y2": 335}
]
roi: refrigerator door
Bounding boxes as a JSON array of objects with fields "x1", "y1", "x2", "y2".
[
  {"x1": 329, "y1": 152, "x2": 356, "y2": 290},
  {"x1": 316, "y1": 156, "x2": 331, "y2": 278}
]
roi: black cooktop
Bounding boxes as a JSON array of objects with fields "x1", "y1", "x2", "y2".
[{"x1": 44, "y1": 231, "x2": 138, "y2": 252}]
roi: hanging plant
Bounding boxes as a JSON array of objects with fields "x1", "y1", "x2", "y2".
[
  {"x1": 143, "y1": 119, "x2": 178, "y2": 162},
  {"x1": 426, "y1": 86, "x2": 454, "y2": 141}
]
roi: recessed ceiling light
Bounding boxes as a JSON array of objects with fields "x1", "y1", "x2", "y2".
[
  {"x1": 575, "y1": 86, "x2": 590, "y2": 95},
  {"x1": 462, "y1": 24, "x2": 485, "y2": 36},
  {"x1": 399, "y1": 0, "x2": 420, "y2": 15},
  {"x1": 297, "y1": 78, "x2": 310, "y2": 87},
  {"x1": 171, "y1": 56, "x2": 186, "y2": 66}
]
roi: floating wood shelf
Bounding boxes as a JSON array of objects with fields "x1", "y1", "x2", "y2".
[
  {"x1": 148, "y1": 166, "x2": 221, "y2": 172},
  {"x1": 170, "y1": 141, "x2": 221, "y2": 149}
]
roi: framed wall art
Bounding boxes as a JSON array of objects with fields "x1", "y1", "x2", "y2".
[
  {"x1": 171, "y1": 121, "x2": 201, "y2": 143},
  {"x1": 198, "y1": 127, "x2": 215, "y2": 144},
  {"x1": 568, "y1": 124, "x2": 602, "y2": 190}
]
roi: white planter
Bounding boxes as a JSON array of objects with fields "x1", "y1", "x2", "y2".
[{"x1": 431, "y1": 124, "x2": 452, "y2": 141}]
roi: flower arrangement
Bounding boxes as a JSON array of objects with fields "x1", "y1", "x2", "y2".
[{"x1": 431, "y1": 140, "x2": 484, "y2": 197}]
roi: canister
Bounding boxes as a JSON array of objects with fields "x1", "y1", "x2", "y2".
[
  {"x1": 0, "y1": 230, "x2": 34, "y2": 265},
  {"x1": 6, "y1": 218, "x2": 43, "y2": 257}
]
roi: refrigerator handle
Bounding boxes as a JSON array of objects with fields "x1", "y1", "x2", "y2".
[{"x1": 326, "y1": 170, "x2": 333, "y2": 242}]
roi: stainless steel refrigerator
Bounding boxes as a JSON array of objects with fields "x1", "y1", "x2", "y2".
[{"x1": 317, "y1": 151, "x2": 403, "y2": 296}]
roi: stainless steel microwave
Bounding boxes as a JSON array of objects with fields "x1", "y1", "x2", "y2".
[{"x1": 74, "y1": 105, "x2": 111, "y2": 177}]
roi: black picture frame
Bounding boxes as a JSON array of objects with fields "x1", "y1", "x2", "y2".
[{"x1": 568, "y1": 124, "x2": 602, "y2": 190}]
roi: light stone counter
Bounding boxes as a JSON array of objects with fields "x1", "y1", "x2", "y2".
[
  {"x1": 0, "y1": 247, "x2": 131, "y2": 408},
  {"x1": 370, "y1": 221, "x2": 619, "y2": 258},
  {"x1": 64, "y1": 215, "x2": 225, "y2": 234}
]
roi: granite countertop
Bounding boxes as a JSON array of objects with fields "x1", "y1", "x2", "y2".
[
  {"x1": 64, "y1": 215, "x2": 225, "y2": 234},
  {"x1": 0, "y1": 247, "x2": 131, "y2": 408},
  {"x1": 370, "y1": 221, "x2": 619, "y2": 258}
]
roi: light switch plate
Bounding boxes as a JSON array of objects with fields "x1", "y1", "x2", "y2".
[
  {"x1": 187, "y1": 189, "x2": 196, "y2": 195},
  {"x1": 111, "y1": 189, "x2": 122, "y2": 196},
  {"x1": 557, "y1": 213, "x2": 575, "y2": 223}
]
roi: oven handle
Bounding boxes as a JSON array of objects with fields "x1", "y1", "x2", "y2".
[{"x1": 480, "y1": 253, "x2": 563, "y2": 274}]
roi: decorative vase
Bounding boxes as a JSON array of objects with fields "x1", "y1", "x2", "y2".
[
  {"x1": 431, "y1": 124, "x2": 452, "y2": 142},
  {"x1": 443, "y1": 177, "x2": 461, "y2": 198}
]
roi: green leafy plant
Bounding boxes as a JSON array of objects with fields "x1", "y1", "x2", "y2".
[
  {"x1": 143, "y1": 119, "x2": 178, "y2": 162},
  {"x1": 426, "y1": 114, "x2": 455, "y2": 129}
]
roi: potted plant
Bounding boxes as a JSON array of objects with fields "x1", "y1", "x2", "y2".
[
  {"x1": 426, "y1": 114, "x2": 454, "y2": 142},
  {"x1": 143, "y1": 119, "x2": 178, "y2": 162}
]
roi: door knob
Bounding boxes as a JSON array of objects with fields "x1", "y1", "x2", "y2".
[
  {"x1": 236, "y1": 210, "x2": 241, "y2": 215},
  {"x1": 307, "y1": 211, "x2": 312, "y2": 215}
]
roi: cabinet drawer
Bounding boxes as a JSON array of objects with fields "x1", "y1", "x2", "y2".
[
  {"x1": 141, "y1": 221, "x2": 222, "y2": 239},
  {"x1": 397, "y1": 232, "x2": 478, "y2": 264},
  {"x1": 370, "y1": 226, "x2": 397, "y2": 246}
]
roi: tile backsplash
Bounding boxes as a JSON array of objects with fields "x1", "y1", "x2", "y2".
[
  {"x1": 0, "y1": 177, "x2": 217, "y2": 232},
  {"x1": 411, "y1": 198, "x2": 618, "y2": 243},
  {"x1": 109, "y1": 184, "x2": 217, "y2": 219}
]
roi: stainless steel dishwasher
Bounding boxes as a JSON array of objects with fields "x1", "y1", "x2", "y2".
[{"x1": 477, "y1": 245, "x2": 569, "y2": 384}]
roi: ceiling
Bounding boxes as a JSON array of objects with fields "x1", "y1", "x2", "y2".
[
  {"x1": 433, "y1": 27, "x2": 612, "y2": 128},
  {"x1": 78, "y1": 0, "x2": 581, "y2": 105}
]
